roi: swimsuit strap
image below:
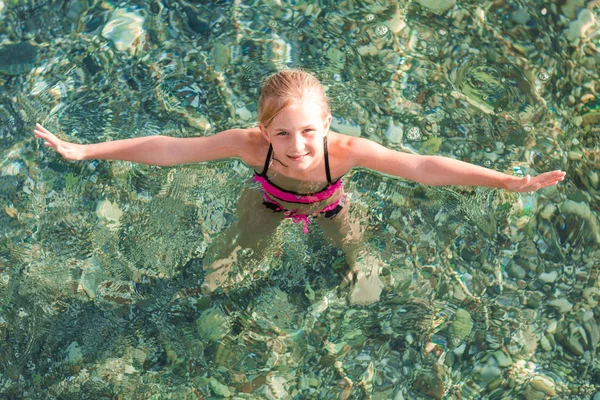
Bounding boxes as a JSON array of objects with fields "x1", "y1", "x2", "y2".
[
  {"x1": 324, "y1": 136, "x2": 333, "y2": 185},
  {"x1": 260, "y1": 144, "x2": 273, "y2": 176}
]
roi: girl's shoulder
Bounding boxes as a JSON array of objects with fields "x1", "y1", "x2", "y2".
[
  {"x1": 232, "y1": 127, "x2": 269, "y2": 167},
  {"x1": 327, "y1": 131, "x2": 366, "y2": 168}
]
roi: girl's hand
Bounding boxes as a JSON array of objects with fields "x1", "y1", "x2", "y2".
[
  {"x1": 506, "y1": 170, "x2": 566, "y2": 192},
  {"x1": 33, "y1": 123, "x2": 87, "y2": 161}
]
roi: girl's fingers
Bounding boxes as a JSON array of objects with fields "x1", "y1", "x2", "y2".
[
  {"x1": 34, "y1": 129, "x2": 47, "y2": 138},
  {"x1": 34, "y1": 124, "x2": 56, "y2": 138},
  {"x1": 36, "y1": 123, "x2": 50, "y2": 133}
]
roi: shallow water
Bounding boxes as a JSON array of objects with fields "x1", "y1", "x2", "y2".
[{"x1": 1, "y1": 0, "x2": 599, "y2": 398}]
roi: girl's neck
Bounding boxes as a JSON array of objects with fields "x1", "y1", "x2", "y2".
[{"x1": 268, "y1": 154, "x2": 325, "y2": 182}]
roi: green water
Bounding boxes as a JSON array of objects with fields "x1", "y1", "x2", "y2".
[{"x1": 1, "y1": 0, "x2": 599, "y2": 399}]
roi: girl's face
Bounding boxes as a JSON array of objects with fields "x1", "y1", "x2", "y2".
[{"x1": 260, "y1": 99, "x2": 332, "y2": 172}]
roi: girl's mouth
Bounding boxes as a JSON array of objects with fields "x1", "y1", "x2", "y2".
[{"x1": 287, "y1": 153, "x2": 308, "y2": 161}]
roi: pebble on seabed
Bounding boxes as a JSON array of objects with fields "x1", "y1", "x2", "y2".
[{"x1": 101, "y1": 8, "x2": 145, "y2": 54}]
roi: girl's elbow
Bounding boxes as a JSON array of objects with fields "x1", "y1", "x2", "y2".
[
  {"x1": 410, "y1": 157, "x2": 438, "y2": 185},
  {"x1": 158, "y1": 139, "x2": 184, "y2": 166}
]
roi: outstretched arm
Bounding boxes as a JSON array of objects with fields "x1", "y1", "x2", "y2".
[
  {"x1": 348, "y1": 137, "x2": 565, "y2": 192},
  {"x1": 33, "y1": 123, "x2": 251, "y2": 166}
]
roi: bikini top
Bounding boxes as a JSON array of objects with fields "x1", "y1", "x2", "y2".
[{"x1": 253, "y1": 136, "x2": 343, "y2": 204}]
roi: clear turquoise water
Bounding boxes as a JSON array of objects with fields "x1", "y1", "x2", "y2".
[{"x1": 1, "y1": 0, "x2": 599, "y2": 398}]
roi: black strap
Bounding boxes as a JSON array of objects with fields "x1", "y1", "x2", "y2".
[
  {"x1": 260, "y1": 144, "x2": 273, "y2": 176},
  {"x1": 324, "y1": 136, "x2": 333, "y2": 184}
]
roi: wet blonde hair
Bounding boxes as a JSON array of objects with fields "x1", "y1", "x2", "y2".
[{"x1": 258, "y1": 69, "x2": 331, "y2": 127}]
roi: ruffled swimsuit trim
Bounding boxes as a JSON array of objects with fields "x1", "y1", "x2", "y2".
[{"x1": 252, "y1": 174, "x2": 342, "y2": 204}]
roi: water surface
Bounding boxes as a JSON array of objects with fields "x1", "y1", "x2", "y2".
[{"x1": 0, "y1": 0, "x2": 599, "y2": 398}]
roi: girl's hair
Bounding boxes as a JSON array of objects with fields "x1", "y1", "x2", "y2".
[{"x1": 258, "y1": 69, "x2": 331, "y2": 127}]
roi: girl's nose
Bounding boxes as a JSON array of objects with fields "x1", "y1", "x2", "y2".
[{"x1": 291, "y1": 132, "x2": 305, "y2": 150}]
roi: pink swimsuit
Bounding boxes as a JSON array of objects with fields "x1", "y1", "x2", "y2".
[{"x1": 253, "y1": 137, "x2": 345, "y2": 233}]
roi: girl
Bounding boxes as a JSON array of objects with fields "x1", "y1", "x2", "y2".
[{"x1": 34, "y1": 69, "x2": 565, "y2": 303}]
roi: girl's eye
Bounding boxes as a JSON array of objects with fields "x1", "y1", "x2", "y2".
[
  {"x1": 277, "y1": 131, "x2": 288, "y2": 136},
  {"x1": 303, "y1": 128, "x2": 314, "y2": 133}
]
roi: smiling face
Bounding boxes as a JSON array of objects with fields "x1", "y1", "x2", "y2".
[{"x1": 260, "y1": 99, "x2": 332, "y2": 172}]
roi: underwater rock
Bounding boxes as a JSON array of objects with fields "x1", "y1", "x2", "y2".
[
  {"x1": 96, "y1": 280, "x2": 136, "y2": 304},
  {"x1": 507, "y1": 261, "x2": 526, "y2": 280},
  {"x1": 96, "y1": 200, "x2": 123, "y2": 230},
  {"x1": 416, "y1": 0, "x2": 455, "y2": 14},
  {"x1": 357, "y1": 43, "x2": 378, "y2": 57},
  {"x1": 564, "y1": 9, "x2": 596, "y2": 43},
  {"x1": 568, "y1": 150, "x2": 583, "y2": 160},
  {"x1": 538, "y1": 270, "x2": 558, "y2": 284},
  {"x1": 265, "y1": 37, "x2": 290, "y2": 69},
  {"x1": 583, "y1": 319, "x2": 600, "y2": 348},
  {"x1": 253, "y1": 286, "x2": 299, "y2": 333},
  {"x1": 65, "y1": 341, "x2": 83, "y2": 364},
  {"x1": 523, "y1": 385, "x2": 549, "y2": 400},
  {"x1": 325, "y1": 45, "x2": 345, "y2": 66},
  {"x1": 385, "y1": 118, "x2": 403, "y2": 143},
  {"x1": 412, "y1": 364, "x2": 446, "y2": 399},
  {"x1": 539, "y1": 204, "x2": 556, "y2": 220},
  {"x1": 560, "y1": 200, "x2": 600, "y2": 243},
  {"x1": 156, "y1": 75, "x2": 212, "y2": 130},
  {"x1": 540, "y1": 335, "x2": 553, "y2": 351},
  {"x1": 548, "y1": 298, "x2": 573, "y2": 313},
  {"x1": 267, "y1": 375, "x2": 289, "y2": 399},
  {"x1": 589, "y1": 171, "x2": 599, "y2": 189},
  {"x1": 197, "y1": 307, "x2": 229, "y2": 341},
  {"x1": 450, "y1": 308, "x2": 473, "y2": 346},
  {"x1": 212, "y1": 42, "x2": 229, "y2": 72},
  {"x1": 452, "y1": 58, "x2": 536, "y2": 115},
  {"x1": 101, "y1": 8, "x2": 145, "y2": 54},
  {"x1": 331, "y1": 116, "x2": 361, "y2": 136},
  {"x1": 491, "y1": 350, "x2": 512, "y2": 368},
  {"x1": 236, "y1": 106, "x2": 252, "y2": 121},
  {"x1": 477, "y1": 359, "x2": 502, "y2": 387},
  {"x1": 66, "y1": 0, "x2": 86, "y2": 21},
  {"x1": 421, "y1": 137, "x2": 442, "y2": 155},
  {"x1": 561, "y1": 0, "x2": 585, "y2": 19},
  {"x1": 132, "y1": 348, "x2": 147, "y2": 369},
  {"x1": 384, "y1": 13, "x2": 405, "y2": 33},
  {"x1": 184, "y1": 109, "x2": 211, "y2": 130},
  {"x1": 560, "y1": 323, "x2": 589, "y2": 356},
  {"x1": 0, "y1": 42, "x2": 37, "y2": 75},
  {"x1": 79, "y1": 257, "x2": 105, "y2": 300},
  {"x1": 511, "y1": 8, "x2": 531, "y2": 25},
  {"x1": 209, "y1": 377, "x2": 231, "y2": 397}
]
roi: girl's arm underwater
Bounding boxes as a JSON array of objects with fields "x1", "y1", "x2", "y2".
[
  {"x1": 346, "y1": 136, "x2": 565, "y2": 192},
  {"x1": 33, "y1": 123, "x2": 253, "y2": 166}
]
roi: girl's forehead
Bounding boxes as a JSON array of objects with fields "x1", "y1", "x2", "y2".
[
  {"x1": 269, "y1": 100, "x2": 327, "y2": 128},
  {"x1": 287, "y1": 98, "x2": 328, "y2": 115}
]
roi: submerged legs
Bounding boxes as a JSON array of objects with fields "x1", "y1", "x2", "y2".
[
  {"x1": 316, "y1": 200, "x2": 383, "y2": 305},
  {"x1": 202, "y1": 190, "x2": 382, "y2": 304},
  {"x1": 202, "y1": 188, "x2": 283, "y2": 293}
]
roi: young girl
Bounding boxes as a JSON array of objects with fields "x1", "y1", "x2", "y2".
[{"x1": 33, "y1": 69, "x2": 565, "y2": 303}]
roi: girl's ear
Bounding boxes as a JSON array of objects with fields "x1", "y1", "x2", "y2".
[
  {"x1": 259, "y1": 124, "x2": 271, "y2": 142},
  {"x1": 324, "y1": 114, "x2": 332, "y2": 135}
]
